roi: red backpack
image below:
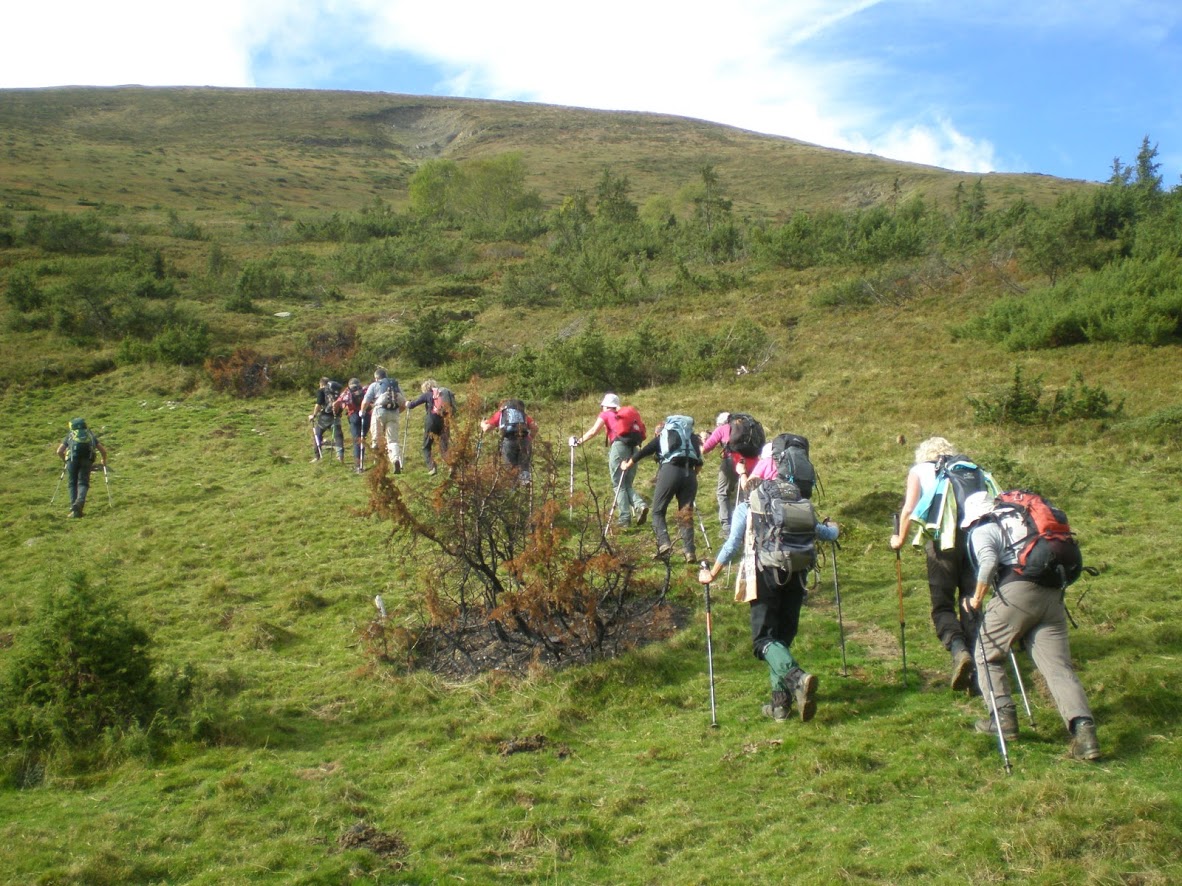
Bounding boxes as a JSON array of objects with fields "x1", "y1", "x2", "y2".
[
  {"x1": 990, "y1": 490, "x2": 1086, "y2": 588},
  {"x1": 613, "y1": 405, "x2": 646, "y2": 444}
]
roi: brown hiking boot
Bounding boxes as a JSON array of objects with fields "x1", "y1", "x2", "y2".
[
  {"x1": 791, "y1": 670, "x2": 818, "y2": 722},
  {"x1": 652, "y1": 544, "x2": 672, "y2": 561},
  {"x1": 951, "y1": 650, "x2": 974, "y2": 692},
  {"x1": 761, "y1": 691, "x2": 791, "y2": 722},
  {"x1": 975, "y1": 706, "x2": 1018, "y2": 741},
  {"x1": 1069, "y1": 719, "x2": 1101, "y2": 762}
]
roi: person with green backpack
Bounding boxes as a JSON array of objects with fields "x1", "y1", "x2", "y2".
[
  {"x1": 55, "y1": 417, "x2": 108, "y2": 519},
  {"x1": 621, "y1": 415, "x2": 703, "y2": 563}
]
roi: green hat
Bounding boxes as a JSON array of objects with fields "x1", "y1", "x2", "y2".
[{"x1": 69, "y1": 418, "x2": 87, "y2": 431}]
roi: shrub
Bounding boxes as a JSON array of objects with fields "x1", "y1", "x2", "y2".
[
  {"x1": 206, "y1": 348, "x2": 272, "y2": 397},
  {"x1": 967, "y1": 367, "x2": 1123, "y2": 425},
  {"x1": 22, "y1": 212, "x2": 112, "y2": 253},
  {"x1": 0, "y1": 573, "x2": 156, "y2": 753}
]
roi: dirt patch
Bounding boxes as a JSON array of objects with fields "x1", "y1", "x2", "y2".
[{"x1": 337, "y1": 822, "x2": 409, "y2": 860}]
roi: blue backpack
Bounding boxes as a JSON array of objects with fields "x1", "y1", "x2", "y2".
[{"x1": 659, "y1": 415, "x2": 701, "y2": 465}]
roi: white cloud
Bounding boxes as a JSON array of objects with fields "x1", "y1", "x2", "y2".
[{"x1": 2, "y1": 0, "x2": 254, "y2": 87}]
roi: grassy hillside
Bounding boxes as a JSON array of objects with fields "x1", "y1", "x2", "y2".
[{"x1": 1, "y1": 87, "x2": 1180, "y2": 884}]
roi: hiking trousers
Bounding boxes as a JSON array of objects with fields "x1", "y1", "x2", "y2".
[
  {"x1": 924, "y1": 540, "x2": 979, "y2": 656},
  {"x1": 422, "y1": 413, "x2": 449, "y2": 472},
  {"x1": 974, "y1": 579, "x2": 1093, "y2": 730},
  {"x1": 651, "y1": 461, "x2": 697, "y2": 558},
  {"x1": 500, "y1": 434, "x2": 532, "y2": 473},
  {"x1": 715, "y1": 457, "x2": 737, "y2": 536},
  {"x1": 750, "y1": 567, "x2": 806, "y2": 694},
  {"x1": 371, "y1": 407, "x2": 402, "y2": 468},
  {"x1": 347, "y1": 413, "x2": 370, "y2": 466},
  {"x1": 607, "y1": 439, "x2": 643, "y2": 526},
  {"x1": 66, "y1": 458, "x2": 94, "y2": 516},
  {"x1": 314, "y1": 411, "x2": 344, "y2": 459}
]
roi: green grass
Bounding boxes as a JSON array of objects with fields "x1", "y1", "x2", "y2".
[{"x1": 1, "y1": 87, "x2": 1181, "y2": 884}]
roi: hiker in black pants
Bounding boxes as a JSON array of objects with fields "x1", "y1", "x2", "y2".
[
  {"x1": 481, "y1": 399, "x2": 538, "y2": 484},
  {"x1": 621, "y1": 416, "x2": 703, "y2": 563},
  {"x1": 56, "y1": 417, "x2": 108, "y2": 518},
  {"x1": 309, "y1": 377, "x2": 344, "y2": 463},
  {"x1": 335, "y1": 378, "x2": 370, "y2": 473},
  {"x1": 405, "y1": 379, "x2": 452, "y2": 476}
]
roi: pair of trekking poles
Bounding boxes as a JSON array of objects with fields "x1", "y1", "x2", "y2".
[{"x1": 51, "y1": 463, "x2": 114, "y2": 510}]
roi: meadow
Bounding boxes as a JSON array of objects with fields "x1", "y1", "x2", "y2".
[{"x1": 0, "y1": 87, "x2": 1180, "y2": 884}]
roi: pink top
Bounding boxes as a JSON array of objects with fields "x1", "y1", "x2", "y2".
[{"x1": 700, "y1": 424, "x2": 730, "y2": 455}]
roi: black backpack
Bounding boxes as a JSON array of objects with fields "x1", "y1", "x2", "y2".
[
  {"x1": 770, "y1": 433, "x2": 816, "y2": 499},
  {"x1": 919, "y1": 454, "x2": 997, "y2": 544},
  {"x1": 67, "y1": 428, "x2": 96, "y2": 463},
  {"x1": 499, "y1": 399, "x2": 528, "y2": 438},
  {"x1": 749, "y1": 479, "x2": 817, "y2": 574},
  {"x1": 726, "y1": 413, "x2": 765, "y2": 458}
]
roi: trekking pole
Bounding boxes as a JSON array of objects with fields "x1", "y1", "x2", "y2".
[
  {"x1": 700, "y1": 560, "x2": 719, "y2": 728},
  {"x1": 51, "y1": 465, "x2": 65, "y2": 504},
  {"x1": 830, "y1": 539, "x2": 848, "y2": 677},
  {"x1": 697, "y1": 511, "x2": 714, "y2": 558},
  {"x1": 310, "y1": 417, "x2": 323, "y2": 461},
  {"x1": 976, "y1": 606, "x2": 1013, "y2": 774},
  {"x1": 102, "y1": 465, "x2": 113, "y2": 509},
  {"x1": 894, "y1": 513, "x2": 908, "y2": 688},
  {"x1": 569, "y1": 438, "x2": 575, "y2": 519},
  {"x1": 1009, "y1": 649, "x2": 1036, "y2": 729}
]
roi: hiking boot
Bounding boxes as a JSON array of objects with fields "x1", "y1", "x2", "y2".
[
  {"x1": 427, "y1": 467, "x2": 438, "y2": 476},
  {"x1": 975, "y1": 706, "x2": 1019, "y2": 741},
  {"x1": 393, "y1": 459, "x2": 402, "y2": 475},
  {"x1": 310, "y1": 456, "x2": 321, "y2": 463},
  {"x1": 1069, "y1": 719, "x2": 1101, "y2": 762},
  {"x1": 652, "y1": 544, "x2": 672, "y2": 561},
  {"x1": 951, "y1": 650, "x2": 974, "y2": 692},
  {"x1": 790, "y1": 669, "x2": 818, "y2": 722},
  {"x1": 635, "y1": 504, "x2": 649, "y2": 525},
  {"x1": 761, "y1": 691, "x2": 791, "y2": 722},
  {"x1": 683, "y1": 551, "x2": 696, "y2": 564}
]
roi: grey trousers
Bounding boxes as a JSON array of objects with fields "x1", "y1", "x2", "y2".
[{"x1": 974, "y1": 579, "x2": 1093, "y2": 729}]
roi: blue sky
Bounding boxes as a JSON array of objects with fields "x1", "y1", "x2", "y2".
[{"x1": 5, "y1": 1, "x2": 1181, "y2": 185}]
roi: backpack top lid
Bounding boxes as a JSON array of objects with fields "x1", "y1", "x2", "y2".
[{"x1": 727, "y1": 413, "x2": 765, "y2": 457}]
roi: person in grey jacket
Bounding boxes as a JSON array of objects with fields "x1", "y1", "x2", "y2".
[{"x1": 962, "y1": 492, "x2": 1100, "y2": 761}]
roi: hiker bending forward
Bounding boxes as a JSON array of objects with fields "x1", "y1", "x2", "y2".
[
  {"x1": 962, "y1": 494, "x2": 1101, "y2": 761},
  {"x1": 622, "y1": 417, "x2": 703, "y2": 563},
  {"x1": 570, "y1": 393, "x2": 648, "y2": 529},
  {"x1": 699, "y1": 479, "x2": 838, "y2": 723},
  {"x1": 889, "y1": 436, "x2": 983, "y2": 692},
  {"x1": 481, "y1": 399, "x2": 538, "y2": 484},
  {"x1": 699, "y1": 412, "x2": 738, "y2": 538},
  {"x1": 405, "y1": 379, "x2": 452, "y2": 476},
  {"x1": 335, "y1": 379, "x2": 370, "y2": 473},
  {"x1": 56, "y1": 417, "x2": 108, "y2": 519}
]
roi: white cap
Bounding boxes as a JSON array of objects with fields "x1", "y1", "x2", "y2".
[
  {"x1": 715, "y1": 411, "x2": 730, "y2": 427},
  {"x1": 601, "y1": 393, "x2": 621, "y2": 409},
  {"x1": 961, "y1": 491, "x2": 994, "y2": 528}
]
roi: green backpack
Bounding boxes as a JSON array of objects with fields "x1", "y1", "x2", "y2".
[{"x1": 68, "y1": 427, "x2": 96, "y2": 463}]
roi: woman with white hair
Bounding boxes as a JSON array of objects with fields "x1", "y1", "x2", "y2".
[{"x1": 888, "y1": 436, "x2": 984, "y2": 692}]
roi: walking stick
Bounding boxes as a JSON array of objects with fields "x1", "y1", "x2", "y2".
[
  {"x1": 569, "y1": 439, "x2": 575, "y2": 519},
  {"x1": 604, "y1": 469, "x2": 627, "y2": 538},
  {"x1": 697, "y1": 511, "x2": 714, "y2": 558},
  {"x1": 700, "y1": 561, "x2": 719, "y2": 728},
  {"x1": 976, "y1": 605, "x2": 1013, "y2": 774},
  {"x1": 894, "y1": 513, "x2": 908, "y2": 688},
  {"x1": 830, "y1": 539, "x2": 848, "y2": 677},
  {"x1": 400, "y1": 408, "x2": 409, "y2": 470},
  {"x1": 102, "y1": 464, "x2": 113, "y2": 509},
  {"x1": 310, "y1": 417, "x2": 323, "y2": 461},
  {"x1": 51, "y1": 465, "x2": 65, "y2": 504},
  {"x1": 1009, "y1": 649, "x2": 1036, "y2": 729}
]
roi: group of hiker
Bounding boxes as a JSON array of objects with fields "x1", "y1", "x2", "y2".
[{"x1": 54, "y1": 375, "x2": 1102, "y2": 765}]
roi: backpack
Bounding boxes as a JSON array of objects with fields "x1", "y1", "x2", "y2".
[
  {"x1": 323, "y1": 380, "x2": 343, "y2": 414},
  {"x1": 989, "y1": 490, "x2": 1086, "y2": 589},
  {"x1": 916, "y1": 454, "x2": 998, "y2": 545},
  {"x1": 770, "y1": 433, "x2": 816, "y2": 499},
  {"x1": 726, "y1": 413, "x2": 765, "y2": 458},
  {"x1": 499, "y1": 399, "x2": 528, "y2": 438},
  {"x1": 67, "y1": 428, "x2": 96, "y2": 463},
  {"x1": 433, "y1": 387, "x2": 457, "y2": 417},
  {"x1": 658, "y1": 415, "x2": 701, "y2": 465},
  {"x1": 377, "y1": 378, "x2": 404, "y2": 410},
  {"x1": 615, "y1": 405, "x2": 646, "y2": 446},
  {"x1": 749, "y1": 479, "x2": 817, "y2": 574}
]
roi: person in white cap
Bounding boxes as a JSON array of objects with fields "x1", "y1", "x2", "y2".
[
  {"x1": 570, "y1": 393, "x2": 648, "y2": 530},
  {"x1": 962, "y1": 492, "x2": 1101, "y2": 761}
]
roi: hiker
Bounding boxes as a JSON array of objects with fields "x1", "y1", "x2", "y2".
[
  {"x1": 308, "y1": 377, "x2": 345, "y2": 463},
  {"x1": 480, "y1": 398, "x2": 538, "y2": 483},
  {"x1": 334, "y1": 378, "x2": 370, "y2": 473},
  {"x1": 961, "y1": 492, "x2": 1101, "y2": 761},
  {"x1": 570, "y1": 393, "x2": 648, "y2": 530},
  {"x1": 889, "y1": 436, "x2": 997, "y2": 692},
  {"x1": 360, "y1": 367, "x2": 406, "y2": 473},
  {"x1": 621, "y1": 415, "x2": 703, "y2": 562},
  {"x1": 699, "y1": 412, "x2": 739, "y2": 537},
  {"x1": 698, "y1": 476, "x2": 839, "y2": 722},
  {"x1": 405, "y1": 379, "x2": 455, "y2": 476},
  {"x1": 56, "y1": 417, "x2": 108, "y2": 518}
]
